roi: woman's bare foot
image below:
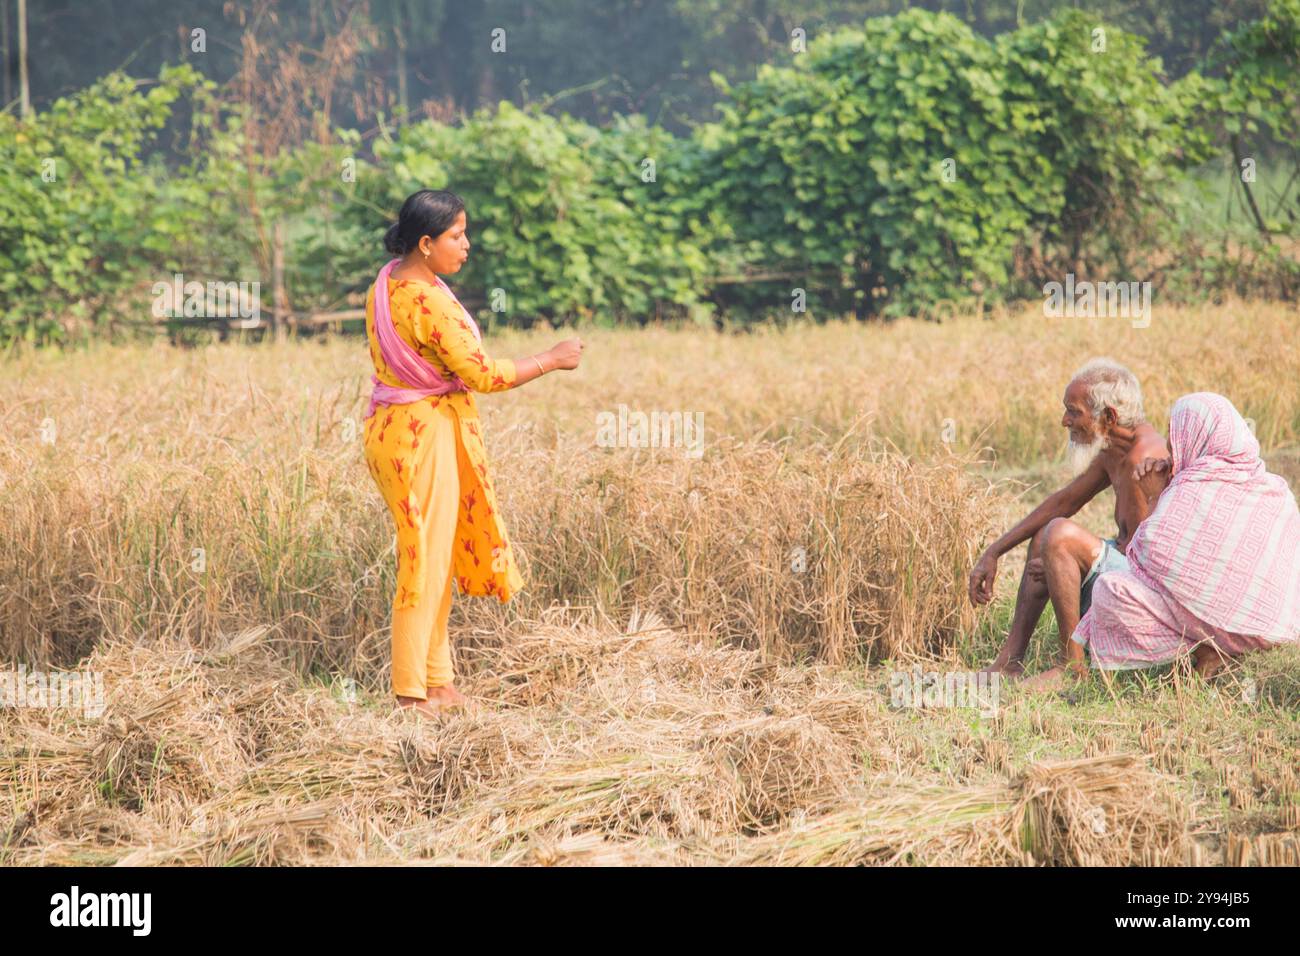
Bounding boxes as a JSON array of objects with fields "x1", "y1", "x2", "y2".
[
  {"x1": 395, "y1": 695, "x2": 444, "y2": 719},
  {"x1": 426, "y1": 684, "x2": 467, "y2": 711},
  {"x1": 1192, "y1": 643, "x2": 1226, "y2": 679}
]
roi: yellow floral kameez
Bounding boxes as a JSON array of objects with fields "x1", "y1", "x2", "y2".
[{"x1": 363, "y1": 276, "x2": 523, "y2": 695}]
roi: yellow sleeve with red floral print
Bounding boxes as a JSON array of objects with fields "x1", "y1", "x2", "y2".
[{"x1": 411, "y1": 286, "x2": 517, "y2": 393}]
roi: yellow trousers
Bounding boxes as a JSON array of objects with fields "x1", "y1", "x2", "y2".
[{"x1": 389, "y1": 406, "x2": 459, "y2": 697}]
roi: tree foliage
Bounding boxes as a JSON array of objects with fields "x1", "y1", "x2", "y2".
[{"x1": 1, "y1": 4, "x2": 1295, "y2": 343}]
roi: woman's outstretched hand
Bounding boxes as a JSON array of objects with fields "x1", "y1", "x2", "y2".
[
  {"x1": 546, "y1": 338, "x2": 584, "y2": 371},
  {"x1": 513, "y1": 338, "x2": 584, "y2": 388}
]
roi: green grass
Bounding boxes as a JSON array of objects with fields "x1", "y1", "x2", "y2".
[
  {"x1": 1175, "y1": 154, "x2": 1299, "y2": 237},
  {"x1": 896, "y1": 602, "x2": 1300, "y2": 848}
]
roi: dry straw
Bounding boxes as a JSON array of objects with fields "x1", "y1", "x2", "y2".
[{"x1": 2, "y1": 614, "x2": 1201, "y2": 867}]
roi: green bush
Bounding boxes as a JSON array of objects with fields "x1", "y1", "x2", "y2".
[
  {"x1": 700, "y1": 8, "x2": 1212, "y2": 319},
  {"x1": 338, "y1": 102, "x2": 713, "y2": 327},
  {"x1": 0, "y1": 5, "x2": 1292, "y2": 342},
  {"x1": 0, "y1": 66, "x2": 204, "y2": 345}
]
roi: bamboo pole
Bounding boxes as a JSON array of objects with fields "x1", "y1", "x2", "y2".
[
  {"x1": 2, "y1": 0, "x2": 12, "y2": 111},
  {"x1": 272, "y1": 219, "x2": 287, "y2": 341},
  {"x1": 17, "y1": 0, "x2": 29, "y2": 118}
]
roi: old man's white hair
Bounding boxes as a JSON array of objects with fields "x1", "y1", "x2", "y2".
[{"x1": 1070, "y1": 357, "x2": 1144, "y2": 427}]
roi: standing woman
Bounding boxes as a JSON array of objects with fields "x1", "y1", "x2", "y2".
[{"x1": 364, "y1": 189, "x2": 583, "y2": 717}]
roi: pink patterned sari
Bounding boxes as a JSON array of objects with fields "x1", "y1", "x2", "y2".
[{"x1": 1074, "y1": 392, "x2": 1300, "y2": 668}]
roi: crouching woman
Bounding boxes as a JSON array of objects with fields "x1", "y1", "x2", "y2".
[{"x1": 1070, "y1": 392, "x2": 1300, "y2": 677}]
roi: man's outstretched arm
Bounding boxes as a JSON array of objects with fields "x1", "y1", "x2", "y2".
[{"x1": 968, "y1": 459, "x2": 1110, "y2": 605}]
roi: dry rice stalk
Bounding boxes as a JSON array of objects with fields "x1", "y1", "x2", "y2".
[
  {"x1": 1013, "y1": 755, "x2": 1188, "y2": 866},
  {"x1": 733, "y1": 754, "x2": 1188, "y2": 866},
  {"x1": 704, "y1": 714, "x2": 856, "y2": 833},
  {"x1": 0, "y1": 613, "x2": 1216, "y2": 868},
  {"x1": 1223, "y1": 831, "x2": 1300, "y2": 866}
]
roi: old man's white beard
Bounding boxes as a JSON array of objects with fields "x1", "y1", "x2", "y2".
[{"x1": 1068, "y1": 430, "x2": 1109, "y2": 476}]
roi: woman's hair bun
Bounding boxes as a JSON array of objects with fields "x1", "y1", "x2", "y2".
[
  {"x1": 383, "y1": 221, "x2": 406, "y2": 256},
  {"x1": 383, "y1": 189, "x2": 466, "y2": 257}
]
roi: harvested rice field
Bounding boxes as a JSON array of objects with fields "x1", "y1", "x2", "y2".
[{"x1": 3, "y1": 302, "x2": 1299, "y2": 865}]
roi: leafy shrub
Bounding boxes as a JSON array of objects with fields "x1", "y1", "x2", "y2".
[
  {"x1": 1, "y1": 6, "x2": 1293, "y2": 342},
  {"x1": 0, "y1": 66, "x2": 204, "y2": 344},
  {"x1": 701, "y1": 8, "x2": 1213, "y2": 319},
  {"x1": 339, "y1": 102, "x2": 712, "y2": 327}
]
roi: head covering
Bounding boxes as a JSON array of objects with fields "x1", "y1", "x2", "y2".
[
  {"x1": 366, "y1": 258, "x2": 482, "y2": 419},
  {"x1": 1126, "y1": 392, "x2": 1300, "y2": 642}
]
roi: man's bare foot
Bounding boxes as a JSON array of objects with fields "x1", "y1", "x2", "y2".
[
  {"x1": 981, "y1": 660, "x2": 1025, "y2": 681},
  {"x1": 426, "y1": 684, "x2": 468, "y2": 711},
  {"x1": 1023, "y1": 656, "x2": 1089, "y2": 692},
  {"x1": 1023, "y1": 658, "x2": 1087, "y2": 692},
  {"x1": 395, "y1": 695, "x2": 444, "y2": 719}
]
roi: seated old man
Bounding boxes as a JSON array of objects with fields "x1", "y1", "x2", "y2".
[{"x1": 968, "y1": 358, "x2": 1169, "y2": 679}]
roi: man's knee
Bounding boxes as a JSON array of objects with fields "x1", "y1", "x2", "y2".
[
  {"x1": 1041, "y1": 517, "x2": 1074, "y2": 554},
  {"x1": 1024, "y1": 527, "x2": 1053, "y2": 593},
  {"x1": 1041, "y1": 518, "x2": 1104, "y2": 593},
  {"x1": 1028, "y1": 523, "x2": 1052, "y2": 560},
  {"x1": 1042, "y1": 516, "x2": 1097, "y2": 558}
]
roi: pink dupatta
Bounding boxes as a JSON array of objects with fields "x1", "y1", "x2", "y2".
[{"x1": 366, "y1": 258, "x2": 484, "y2": 419}]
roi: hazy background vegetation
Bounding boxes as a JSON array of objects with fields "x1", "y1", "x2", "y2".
[
  {"x1": 1, "y1": 0, "x2": 1296, "y2": 342},
  {"x1": 3, "y1": 0, "x2": 1282, "y2": 129}
]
